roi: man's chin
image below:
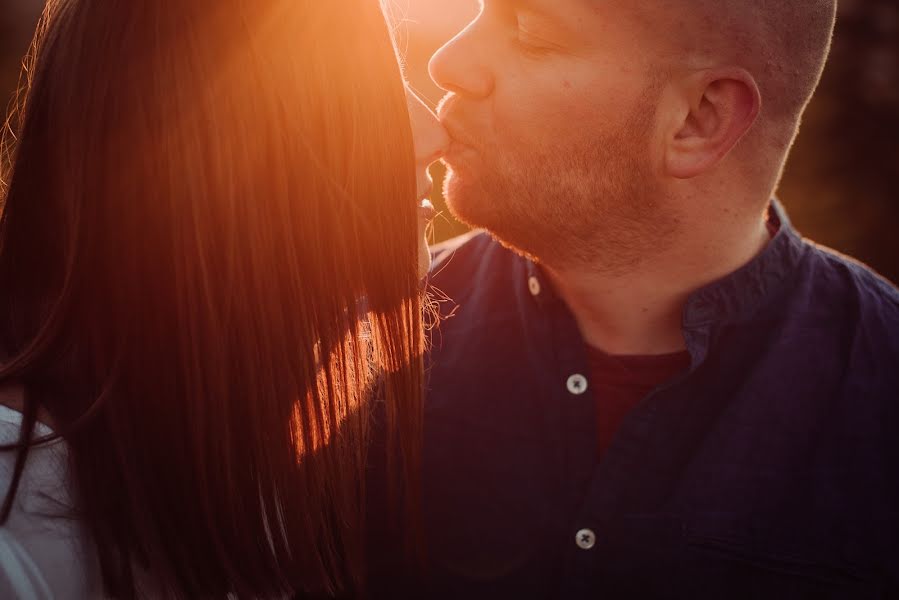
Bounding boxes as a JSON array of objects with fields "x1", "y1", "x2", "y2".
[
  {"x1": 443, "y1": 166, "x2": 552, "y2": 262},
  {"x1": 442, "y1": 166, "x2": 492, "y2": 229}
]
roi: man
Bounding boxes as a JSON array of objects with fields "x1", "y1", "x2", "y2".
[{"x1": 418, "y1": 0, "x2": 899, "y2": 598}]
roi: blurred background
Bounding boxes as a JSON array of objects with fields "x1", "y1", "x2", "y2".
[{"x1": 3, "y1": 0, "x2": 897, "y2": 283}]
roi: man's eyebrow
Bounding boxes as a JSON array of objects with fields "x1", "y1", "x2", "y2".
[
  {"x1": 482, "y1": 0, "x2": 528, "y2": 10},
  {"x1": 483, "y1": 0, "x2": 573, "y2": 27},
  {"x1": 497, "y1": 0, "x2": 564, "y2": 18}
]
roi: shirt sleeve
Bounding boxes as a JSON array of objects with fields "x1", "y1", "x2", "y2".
[{"x1": 0, "y1": 528, "x2": 55, "y2": 600}]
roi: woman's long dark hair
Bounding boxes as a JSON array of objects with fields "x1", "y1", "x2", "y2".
[{"x1": 0, "y1": 0, "x2": 423, "y2": 597}]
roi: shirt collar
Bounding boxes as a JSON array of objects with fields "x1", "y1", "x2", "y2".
[
  {"x1": 682, "y1": 199, "x2": 806, "y2": 330},
  {"x1": 523, "y1": 199, "x2": 806, "y2": 329}
]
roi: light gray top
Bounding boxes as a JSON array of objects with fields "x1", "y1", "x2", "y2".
[{"x1": 0, "y1": 404, "x2": 99, "y2": 599}]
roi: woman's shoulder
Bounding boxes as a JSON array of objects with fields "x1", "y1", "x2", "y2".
[
  {"x1": 0, "y1": 401, "x2": 64, "y2": 492},
  {"x1": 0, "y1": 403, "x2": 100, "y2": 599}
]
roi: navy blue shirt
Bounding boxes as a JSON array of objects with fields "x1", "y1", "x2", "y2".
[{"x1": 413, "y1": 202, "x2": 899, "y2": 599}]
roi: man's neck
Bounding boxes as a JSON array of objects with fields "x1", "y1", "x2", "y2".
[{"x1": 544, "y1": 214, "x2": 772, "y2": 356}]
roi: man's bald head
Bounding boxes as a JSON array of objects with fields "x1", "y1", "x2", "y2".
[{"x1": 651, "y1": 0, "x2": 838, "y2": 125}]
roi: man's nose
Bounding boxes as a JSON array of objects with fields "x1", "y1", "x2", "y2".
[{"x1": 428, "y1": 21, "x2": 494, "y2": 100}]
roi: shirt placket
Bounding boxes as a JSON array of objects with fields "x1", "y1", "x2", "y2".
[{"x1": 526, "y1": 263, "x2": 603, "y2": 593}]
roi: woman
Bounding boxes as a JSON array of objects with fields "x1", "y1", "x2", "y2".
[{"x1": 0, "y1": 0, "x2": 447, "y2": 597}]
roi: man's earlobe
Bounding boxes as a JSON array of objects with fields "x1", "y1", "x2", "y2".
[{"x1": 664, "y1": 68, "x2": 761, "y2": 179}]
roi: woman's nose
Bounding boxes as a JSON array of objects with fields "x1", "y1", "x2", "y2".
[{"x1": 407, "y1": 89, "x2": 450, "y2": 167}]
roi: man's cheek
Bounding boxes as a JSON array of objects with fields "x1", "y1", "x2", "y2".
[
  {"x1": 495, "y1": 115, "x2": 555, "y2": 155},
  {"x1": 503, "y1": 106, "x2": 588, "y2": 151}
]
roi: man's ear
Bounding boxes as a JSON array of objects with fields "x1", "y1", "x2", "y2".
[{"x1": 664, "y1": 68, "x2": 761, "y2": 179}]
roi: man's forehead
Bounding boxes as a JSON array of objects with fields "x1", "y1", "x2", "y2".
[
  {"x1": 478, "y1": 0, "x2": 645, "y2": 36},
  {"x1": 479, "y1": 0, "x2": 647, "y2": 27},
  {"x1": 479, "y1": 0, "x2": 596, "y2": 12}
]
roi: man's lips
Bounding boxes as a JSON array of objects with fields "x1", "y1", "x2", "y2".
[
  {"x1": 437, "y1": 96, "x2": 480, "y2": 156},
  {"x1": 441, "y1": 124, "x2": 479, "y2": 161}
]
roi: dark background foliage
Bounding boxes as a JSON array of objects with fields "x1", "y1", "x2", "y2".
[{"x1": 3, "y1": 0, "x2": 897, "y2": 282}]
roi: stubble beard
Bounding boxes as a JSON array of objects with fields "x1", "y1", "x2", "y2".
[{"x1": 443, "y1": 115, "x2": 678, "y2": 275}]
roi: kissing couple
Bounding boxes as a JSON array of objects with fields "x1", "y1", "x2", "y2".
[{"x1": 0, "y1": 0, "x2": 896, "y2": 599}]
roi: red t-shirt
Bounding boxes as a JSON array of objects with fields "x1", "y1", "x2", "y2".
[{"x1": 587, "y1": 346, "x2": 691, "y2": 458}]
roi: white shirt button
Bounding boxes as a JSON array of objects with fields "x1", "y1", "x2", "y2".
[
  {"x1": 528, "y1": 276, "x2": 541, "y2": 296},
  {"x1": 566, "y1": 374, "x2": 588, "y2": 395},
  {"x1": 575, "y1": 528, "x2": 596, "y2": 550}
]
